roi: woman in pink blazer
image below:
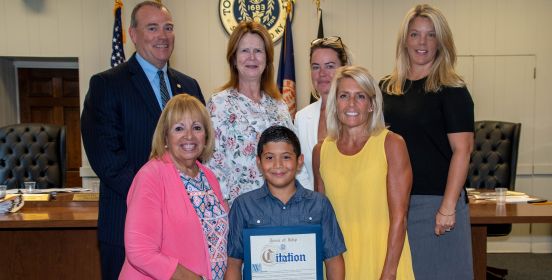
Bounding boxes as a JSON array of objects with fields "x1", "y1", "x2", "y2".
[{"x1": 119, "y1": 94, "x2": 229, "y2": 280}]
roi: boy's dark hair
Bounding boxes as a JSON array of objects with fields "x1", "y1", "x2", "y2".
[{"x1": 257, "y1": 126, "x2": 301, "y2": 157}]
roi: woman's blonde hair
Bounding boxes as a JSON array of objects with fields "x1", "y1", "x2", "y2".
[
  {"x1": 326, "y1": 65, "x2": 386, "y2": 140},
  {"x1": 150, "y1": 94, "x2": 215, "y2": 162},
  {"x1": 219, "y1": 20, "x2": 280, "y2": 99},
  {"x1": 382, "y1": 4, "x2": 464, "y2": 95}
]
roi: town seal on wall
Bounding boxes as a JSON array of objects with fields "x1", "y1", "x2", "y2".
[{"x1": 219, "y1": 0, "x2": 292, "y2": 42}]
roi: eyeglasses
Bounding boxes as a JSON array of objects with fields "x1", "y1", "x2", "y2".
[{"x1": 310, "y1": 36, "x2": 343, "y2": 48}]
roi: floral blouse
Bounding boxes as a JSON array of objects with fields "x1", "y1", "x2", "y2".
[{"x1": 207, "y1": 88, "x2": 306, "y2": 205}]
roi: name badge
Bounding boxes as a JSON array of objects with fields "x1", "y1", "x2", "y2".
[{"x1": 243, "y1": 225, "x2": 322, "y2": 280}]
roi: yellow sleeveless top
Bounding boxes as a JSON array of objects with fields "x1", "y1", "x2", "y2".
[{"x1": 320, "y1": 129, "x2": 414, "y2": 279}]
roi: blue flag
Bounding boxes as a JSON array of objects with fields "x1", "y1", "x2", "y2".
[
  {"x1": 277, "y1": 9, "x2": 296, "y2": 117},
  {"x1": 111, "y1": 0, "x2": 126, "y2": 68}
]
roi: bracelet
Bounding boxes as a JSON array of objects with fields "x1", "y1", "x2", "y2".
[{"x1": 437, "y1": 209, "x2": 456, "y2": 216}]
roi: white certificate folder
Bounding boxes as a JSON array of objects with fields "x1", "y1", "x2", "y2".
[{"x1": 243, "y1": 225, "x2": 323, "y2": 280}]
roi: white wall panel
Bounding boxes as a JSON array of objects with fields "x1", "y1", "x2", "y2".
[
  {"x1": 460, "y1": 55, "x2": 536, "y2": 174},
  {"x1": 26, "y1": 5, "x2": 42, "y2": 55},
  {"x1": 471, "y1": 57, "x2": 497, "y2": 119},
  {"x1": 58, "y1": 0, "x2": 83, "y2": 56},
  {"x1": 456, "y1": 56, "x2": 473, "y2": 87},
  {"x1": 0, "y1": 1, "x2": 6, "y2": 55},
  {"x1": 496, "y1": 0, "x2": 538, "y2": 54},
  {"x1": 37, "y1": 0, "x2": 59, "y2": 55},
  {"x1": 448, "y1": 0, "x2": 473, "y2": 55},
  {"x1": 533, "y1": 0, "x2": 552, "y2": 175},
  {"x1": 492, "y1": 56, "x2": 535, "y2": 174},
  {"x1": 4, "y1": 1, "x2": 30, "y2": 56}
]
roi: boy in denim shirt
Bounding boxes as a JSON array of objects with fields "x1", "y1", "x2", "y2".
[{"x1": 226, "y1": 125, "x2": 346, "y2": 279}]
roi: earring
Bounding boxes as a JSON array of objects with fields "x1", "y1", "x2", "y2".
[{"x1": 164, "y1": 145, "x2": 168, "y2": 149}]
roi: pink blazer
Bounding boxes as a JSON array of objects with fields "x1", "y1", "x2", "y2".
[{"x1": 119, "y1": 153, "x2": 228, "y2": 280}]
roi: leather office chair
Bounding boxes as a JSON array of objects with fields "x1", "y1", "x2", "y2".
[
  {"x1": 0, "y1": 123, "x2": 66, "y2": 189},
  {"x1": 467, "y1": 120, "x2": 521, "y2": 280}
]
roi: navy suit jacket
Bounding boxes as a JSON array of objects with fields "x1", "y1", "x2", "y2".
[{"x1": 81, "y1": 53, "x2": 204, "y2": 246}]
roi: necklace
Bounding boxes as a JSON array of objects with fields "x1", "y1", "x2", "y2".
[
  {"x1": 180, "y1": 169, "x2": 203, "y2": 185},
  {"x1": 175, "y1": 163, "x2": 199, "y2": 179}
]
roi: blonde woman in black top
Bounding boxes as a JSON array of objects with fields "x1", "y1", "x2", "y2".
[{"x1": 381, "y1": 4, "x2": 474, "y2": 279}]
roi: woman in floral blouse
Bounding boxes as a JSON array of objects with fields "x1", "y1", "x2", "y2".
[{"x1": 207, "y1": 21, "x2": 310, "y2": 206}]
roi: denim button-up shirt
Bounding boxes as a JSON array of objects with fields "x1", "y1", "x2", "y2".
[{"x1": 227, "y1": 181, "x2": 346, "y2": 260}]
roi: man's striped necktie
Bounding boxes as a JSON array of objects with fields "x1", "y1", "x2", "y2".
[{"x1": 157, "y1": 70, "x2": 170, "y2": 108}]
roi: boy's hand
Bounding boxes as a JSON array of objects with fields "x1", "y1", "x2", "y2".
[
  {"x1": 224, "y1": 257, "x2": 243, "y2": 280},
  {"x1": 324, "y1": 254, "x2": 345, "y2": 280}
]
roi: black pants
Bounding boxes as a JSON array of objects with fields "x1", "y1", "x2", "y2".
[{"x1": 99, "y1": 242, "x2": 125, "y2": 280}]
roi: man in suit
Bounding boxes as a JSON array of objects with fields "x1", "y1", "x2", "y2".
[{"x1": 80, "y1": 1, "x2": 204, "y2": 279}]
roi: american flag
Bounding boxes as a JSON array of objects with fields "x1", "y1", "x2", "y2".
[{"x1": 111, "y1": 0, "x2": 126, "y2": 67}]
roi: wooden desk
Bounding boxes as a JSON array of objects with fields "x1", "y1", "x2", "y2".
[
  {"x1": 469, "y1": 200, "x2": 552, "y2": 280},
  {"x1": 0, "y1": 193, "x2": 100, "y2": 280}
]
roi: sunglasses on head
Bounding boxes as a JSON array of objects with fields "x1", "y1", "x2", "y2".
[{"x1": 310, "y1": 36, "x2": 343, "y2": 48}]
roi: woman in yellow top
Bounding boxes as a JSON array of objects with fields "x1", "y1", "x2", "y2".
[{"x1": 313, "y1": 65, "x2": 414, "y2": 279}]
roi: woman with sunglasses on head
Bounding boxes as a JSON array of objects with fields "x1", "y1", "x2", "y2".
[
  {"x1": 381, "y1": 4, "x2": 474, "y2": 279},
  {"x1": 294, "y1": 36, "x2": 350, "y2": 191}
]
